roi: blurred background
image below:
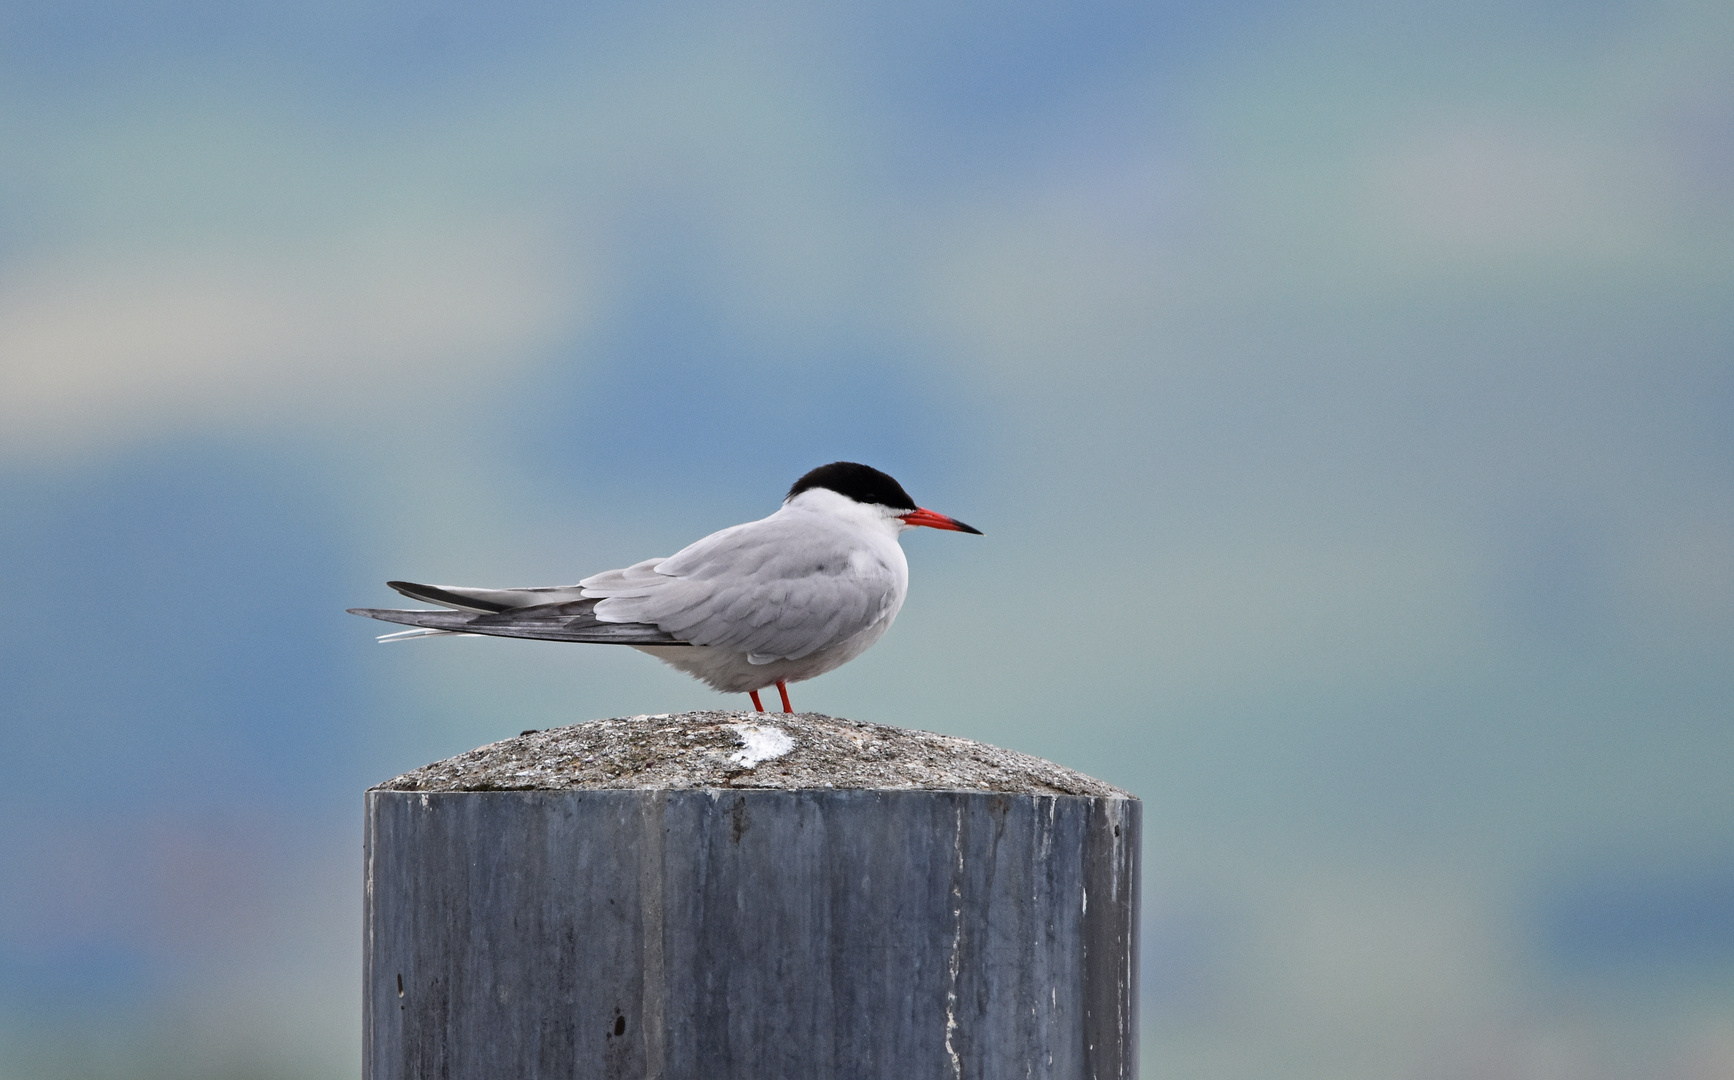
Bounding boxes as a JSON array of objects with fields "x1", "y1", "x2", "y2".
[{"x1": 2, "y1": 0, "x2": 1731, "y2": 1076}]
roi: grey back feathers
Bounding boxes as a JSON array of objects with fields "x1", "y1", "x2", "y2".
[{"x1": 578, "y1": 512, "x2": 902, "y2": 664}]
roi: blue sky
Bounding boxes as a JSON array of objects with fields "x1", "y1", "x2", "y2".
[{"x1": 2, "y1": 1, "x2": 1732, "y2": 1077}]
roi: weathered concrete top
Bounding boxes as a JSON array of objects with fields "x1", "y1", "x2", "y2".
[{"x1": 374, "y1": 711, "x2": 1130, "y2": 797}]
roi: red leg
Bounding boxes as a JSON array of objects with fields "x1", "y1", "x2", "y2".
[
  {"x1": 776, "y1": 679, "x2": 792, "y2": 713},
  {"x1": 749, "y1": 690, "x2": 765, "y2": 712}
]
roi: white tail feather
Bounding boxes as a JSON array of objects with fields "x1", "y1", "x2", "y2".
[{"x1": 376, "y1": 628, "x2": 482, "y2": 643}]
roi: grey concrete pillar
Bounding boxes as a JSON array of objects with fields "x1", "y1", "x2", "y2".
[{"x1": 364, "y1": 711, "x2": 1139, "y2": 1080}]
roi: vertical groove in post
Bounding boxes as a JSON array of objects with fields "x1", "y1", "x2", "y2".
[
  {"x1": 361, "y1": 791, "x2": 375, "y2": 1080},
  {"x1": 942, "y1": 799, "x2": 965, "y2": 1080},
  {"x1": 638, "y1": 794, "x2": 667, "y2": 1080}
]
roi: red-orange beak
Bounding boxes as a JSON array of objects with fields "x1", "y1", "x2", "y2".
[{"x1": 899, "y1": 507, "x2": 983, "y2": 534}]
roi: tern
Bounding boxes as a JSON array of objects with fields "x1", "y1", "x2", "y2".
[{"x1": 348, "y1": 462, "x2": 981, "y2": 713}]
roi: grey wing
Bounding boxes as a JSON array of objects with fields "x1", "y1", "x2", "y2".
[
  {"x1": 348, "y1": 596, "x2": 686, "y2": 645},
  {"x1": 580, "y1": 520, "x2": 901, "y2": 662}
]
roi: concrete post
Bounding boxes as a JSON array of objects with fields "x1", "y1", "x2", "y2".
[{"x1": 364, "y1": 711, "x2": 1139, "y2": 1079}]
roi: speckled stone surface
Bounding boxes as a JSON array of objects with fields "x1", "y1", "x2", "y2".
[{"x1": 373, "y1": 710, "x2": 1128, "y2": 797}]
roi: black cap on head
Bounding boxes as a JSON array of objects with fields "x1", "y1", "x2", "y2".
[{"x1": 786, "y1": 462, "x2": 918, "y2": 510}]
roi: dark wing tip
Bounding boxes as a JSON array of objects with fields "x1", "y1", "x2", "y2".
[{"x1": 387, "y1": 580, "x2": 510, "y2": 613}]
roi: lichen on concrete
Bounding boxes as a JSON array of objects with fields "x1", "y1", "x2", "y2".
[{"x1": 373, "y1": 711, "x2": 1130, "y2": 797}]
